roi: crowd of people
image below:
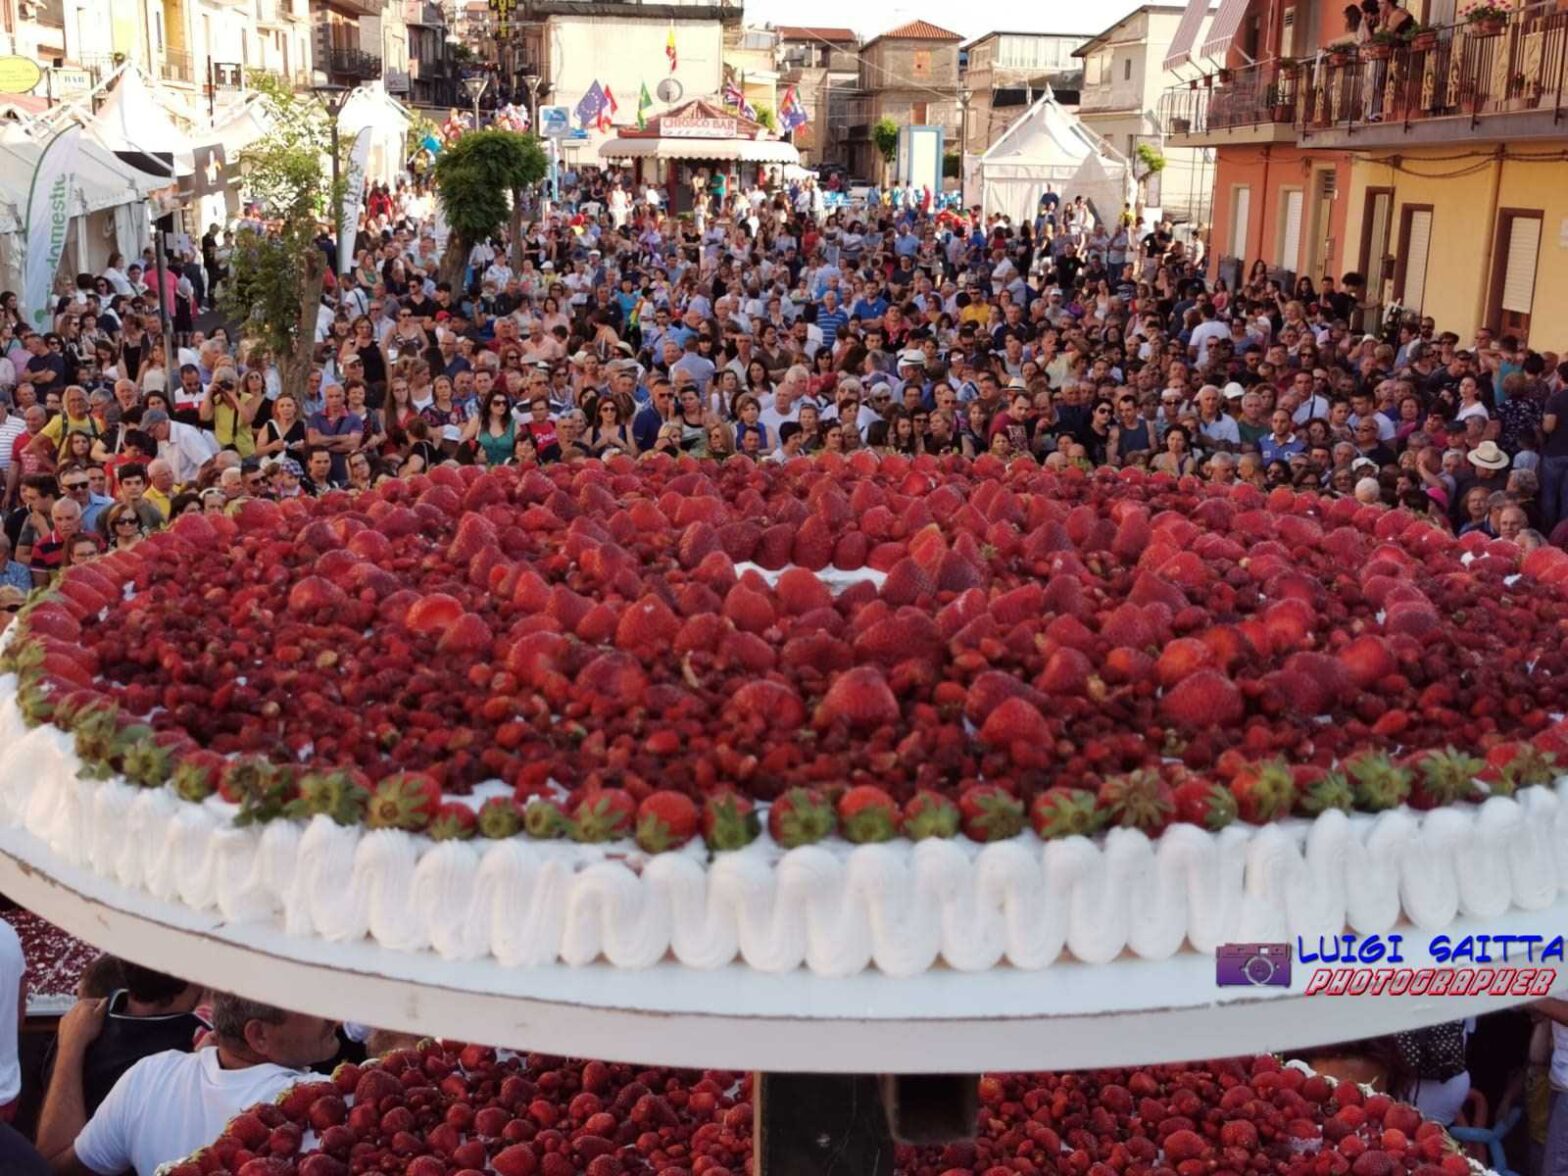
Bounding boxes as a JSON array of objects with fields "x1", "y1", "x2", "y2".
[{"x1": 2, "y1": 161, "x2": 1562, "y2": 604}]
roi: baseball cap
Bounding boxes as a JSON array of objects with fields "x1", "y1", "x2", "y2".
[
  {"x1": 1222, "y1": 382, "x2": 1246, "y2": 401},
  {"x1": 897, "y1": 350, "x2": 924, "y2": 367}
]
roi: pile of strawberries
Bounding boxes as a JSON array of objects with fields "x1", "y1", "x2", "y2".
[
  {"x1": 164, "y1": 1046, "x2": 1477, "y2": 1176},
  {"x1": 11, "y1": 452, "x2": 1568, "y2": 853}
]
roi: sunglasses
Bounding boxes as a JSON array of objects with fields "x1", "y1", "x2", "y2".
[
  {"x1": 63, "y1": 481, "x2": 88, "y2": 491},
  {"x1": 113, "y1": 517, "x2": 139, "y2": 528}
]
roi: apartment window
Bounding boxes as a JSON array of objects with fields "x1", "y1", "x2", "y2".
[
  {"x1": 1279, "y1": 188, "x2": 1304, "y2": 272},
  {"x1": 1231, "y1": 185, "x2": 1251, "y2": 260},
  {"x1": 1123, "y1": 57, "x2": 1132, "y2": 80},
  {"x1": 1394, "y1": 205, "x2": 1432, "y2": 315},
  {"x1": 1490, "y1": 209, "x2": 1542, "y2": 338}
]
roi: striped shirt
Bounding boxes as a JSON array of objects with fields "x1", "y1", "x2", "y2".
[
  {"x1": 0, "y1": 416, "x2": 25, "y2": 470},
  {"x1": 817, "y1": 306, "x2": 849, "y2": 349}
]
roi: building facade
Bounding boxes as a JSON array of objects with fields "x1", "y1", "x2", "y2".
[
  {"x1": 1161, "y1": 0, "x2": 1352, "y2": 306},
  {"x1": 1166, "y1": 0, "x2": 1564, "y2": 346},
  {"x1": 774, "y1": 24, "x2": 857, "y2": 165},
  {"x1": 960, "y1": 29, "x2": 1088, "y2": 161},
  {"x1": 402, "y1": 0, "x2": 455, "y2": 112},
  {"x1": 846, "y1": 18, "x2": 961, "y2": 182},
  {"x1": 1075, "y1": 4, "x2": 1215, "y2": 226},
  {"x1": 0, "y1": 0, "x2": 315, "y2": 116}
]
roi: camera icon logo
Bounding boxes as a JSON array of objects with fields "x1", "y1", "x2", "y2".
[{"x1": 1216, "y1": 942, "x2": 1293, "y2": 988}]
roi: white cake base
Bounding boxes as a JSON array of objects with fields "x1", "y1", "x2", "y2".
[{"x1": 1, "y1": 816, "x2": 1563, "y2": 1071}]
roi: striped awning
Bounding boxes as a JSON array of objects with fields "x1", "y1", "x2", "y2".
[
  {"x1": 1163, "y1": 0, "x2": 1211, "y2": 69},
  {"x1": 1198, "y1": 0, "x2": 1250, "y2": 60}
]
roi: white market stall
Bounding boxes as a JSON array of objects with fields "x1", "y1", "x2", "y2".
[
  {"x1": 973, "y1": 89, "x2": 1134, "y2": 230},
  {"x1": 599, "y1": 99, "x2": 798, "y2": 215},
  {"x1": 0, "y1": 122, "x2": 163, "y2": 289},
  {"x1": 338, "y1": 81, "x2": 413, "y2": 187}
]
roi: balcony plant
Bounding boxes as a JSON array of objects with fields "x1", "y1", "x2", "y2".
[
  {"x1": 1463, "y1": 3, "x2": 1510, "y2": 35},
  {"x1": 1264, "y1": 82, "x2": 1295, "y2": 120},
  {"x1": 1363, "y1": 29, "x2": 1400, "y2": 59},
  {"x1": 1326, "y1": 43, "x2": 1355, "y2": 66},
  {"x1": 1407, "y1": 23, "x2": 1439, "y2": 51}
]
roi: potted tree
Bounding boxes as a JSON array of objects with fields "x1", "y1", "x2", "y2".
[{"x1": 1465, "y1": 4, "x2": 1510, "y2": 35}]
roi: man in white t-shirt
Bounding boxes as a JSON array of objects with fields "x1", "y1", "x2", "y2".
[
  {"x1": 47, "y1": 992, "x2": 339, "y2": 1176},
  {"x1": 0, "y1": 918, "x2": 21, "y2": 1112}
]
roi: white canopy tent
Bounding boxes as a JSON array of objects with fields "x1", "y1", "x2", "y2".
[
  {"x1": 338, "y1": 82, "x2": 412, "y2": 187},
  {"x1": 0, "y1": 122, "x2": 163, "y2": 282},
  {"x1": 88, "y1": 67, "x2": 196, "y2": 177},
  {"x1": 972, "y1": 91, "x2": 1133, "y2": 230}
]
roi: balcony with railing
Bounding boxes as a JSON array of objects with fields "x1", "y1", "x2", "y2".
[
  {"x1": 328, "y1": 47, "x2": 384, "y2": 81},
  {"x1": 158, "y1": 48, "x2": 196, "y2": 85},
  {"x1": 1296, "y1": 2, "x2": 1568, "y2": 146},
  {"x1": 1080, "y1": 80, "x2": 1143, "y2": 115},
  {"x1": 1159, "y1": 59, "x2": 1303, "y2": 145}
]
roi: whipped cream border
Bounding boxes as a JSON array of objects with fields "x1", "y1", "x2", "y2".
[{"x1": 2, "y1": 673, "x2": 1567, "y2": 978}]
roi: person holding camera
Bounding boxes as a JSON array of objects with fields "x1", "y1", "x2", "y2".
[{"x1": 196, "y1": 369, "x2": 262, "y2": 457}]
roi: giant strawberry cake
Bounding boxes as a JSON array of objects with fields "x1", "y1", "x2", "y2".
[{"x1": 3, "y1": 454, "x2": 1568, "y2": 977}]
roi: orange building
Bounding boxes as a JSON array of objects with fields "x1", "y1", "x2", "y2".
[{"x1": 1161, "y1": 0, "x2": 1356, "y2": 295}]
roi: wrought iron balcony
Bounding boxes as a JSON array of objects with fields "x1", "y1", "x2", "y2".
[
  {"x1": 329, "y1": 47, "x2": 384, "y2": 81},
  {"x1": 1296, "y1": 2, "x2": 1568, "y2": 145},
  {"x1": 1159, "y1": 59, "x2": 1303, "y2": 145}
]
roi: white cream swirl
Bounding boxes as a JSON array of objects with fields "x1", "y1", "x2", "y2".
[{"x1": 1, "y1": 672, "x2": 1565, "y2": 978}]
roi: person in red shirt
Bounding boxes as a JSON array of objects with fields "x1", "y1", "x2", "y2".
[{"x1": 523, "y1": 397, "x2": 561, "y2": 461}]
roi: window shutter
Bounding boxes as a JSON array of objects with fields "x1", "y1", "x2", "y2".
[
  {"x1": 1281, "y1": 7, "x2": 1296, "y2": 58},
  {"x1": 1501, "y1": 216, "x2": 1541, "y2": 314},
  {"x1": 1232, "y1": 186, "x2": 1251, "y2": 259},
  {"x1": 1280, "y1": 190, "x2": 1303, "y2": 269},
  {"x1": 1402, "y1": 209, "x2": 1432, "y2": 314}
]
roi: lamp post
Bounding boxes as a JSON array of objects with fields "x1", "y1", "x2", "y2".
[
  {"x1": 957, "y1": 86, "x2": 972, "y2": 210},
  {"x1": 520, "y1": 66, "x2": 546, "y2": 136},
  {"x1": 464, "y1": 72, "x2": 489, "y2": 131},
  {"x1": 310, "y1": 73, "x2": 351, "y2": 296}
]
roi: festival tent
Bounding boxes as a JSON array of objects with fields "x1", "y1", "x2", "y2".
[
  {"x1": 338, "y1": 82, "x2": 412, "y2": 187},
  {"x1": 88, "y1": 67, "x2": 195, "y2": 179},
  {"x1": 0, "y1": 122, "x2": 163, "y2": 279},
  {"x1": 972, "y1": 90, "x2": 1133, "y2": 229}
]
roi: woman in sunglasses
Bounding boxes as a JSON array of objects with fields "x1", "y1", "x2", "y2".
[{"x1": 463, "y1": 392, "x2": 517, "y2": 466}]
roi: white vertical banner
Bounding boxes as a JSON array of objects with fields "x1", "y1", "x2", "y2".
[
  {"x1": 338, "y1": 126, "x2": 373, "y2": 275},
  {"x1": 23, "y1": 126, "x2": 82, "y2": 330}
]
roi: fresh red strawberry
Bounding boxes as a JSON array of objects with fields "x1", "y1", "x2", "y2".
[
  {"x1": 429, "y1": 802, "x2": 478, "y2": 841},
  {"x1": 365, "y1": 772, "x2": 441, "y2": 831},
  {"x1": 1030, "y1": 787, "x2": 1104, "y2": 839},
  {"x1": 1295, "y1": 767, "x2": 1354, "y2": 816},
  {"x1": 404, "y1": 592, "x2": 464, "y2": 635},
  {"x1": 635, "y1": 791, "x2": 699, "y2": 853},
  {"x1": 814, "y1": 666, "x2": 900, "y2": 729},
  {"x1": 880, "y1": 557, "x2": 936, "y2": 607},
  {"x1": 701, "y1": 790, "x2": 760, "y2": 851},
  {"x1": 571, "y1": 789, "x2": 636, "y2": 842},
  {"x1": 902, "y1": 790, "x2": 960, "y2": 840},
  {"x1": 1345, "y1": 752, "x2": 1412, "y2": 811},
  {"x1": 523, "y1": 799, "x2": 568, "y2": 839},
  {"x1": 836, "y1": 785, "x2": 901, "y2": 844},
  {"x1": 977, "y1": 696, "x2": 1053, "y2": 769},
  {"x1": 1480, "y1": 742, "x2": 1557, "y2": 797},
  {"x1": 286, "y1": 770, "x2": 369, "y2": 826},
  {"x1": 614, "y1": 594, "x2": 679, "y2": 651},
  {"x1": 1160, "y1": 669, "x2": 1244, "y2": 730},
  {"x1": 774, "y1": 567, "x2": 833, "y2": 615},
  {"x1": 1228, "y1": 759, "x2": 1297, "y2": 824},
  {"x1": 1098, "y1": 770, "x2": 1175, "y2": 834},
  {"x1": 172, "y1": 749, "x2": 226, "y2": 803},
  {"x1": 1410, "y1": 747, "x2": 1482, "y2": 809},
  {"x1": 1337, "y1": 633, "x2": 1397, "y2": 689},
  {"x1": 1173, "y1": 778, "x2": 1237, "y2": 831},
  {"x1": 766, "y1": 787, "x2": 836, "y2": 848},
  {"x1": 957, "y1": 784, "x2": 1025, "y2": 842},
  {"x1": 477, "y1": 796, "x2": 524, "y2": 838}
]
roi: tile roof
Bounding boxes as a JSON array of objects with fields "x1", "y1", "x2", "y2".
[
  {"x1": 872, "y1": 19, "x2": 962, "y2": 42},
  {"x1": 775, "y1": 25, "x2": 859, "y2": 43}
]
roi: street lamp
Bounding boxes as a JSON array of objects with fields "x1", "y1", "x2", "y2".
[
  {"x1": 310, "y1": 72, "x2": 351, "y2": 293},
  {"x1": 957, "y1": 86, "x2": 972, "y2": 210},
  {"x1": 519, "y1": 65, "x2": 547, "y2": 135},
  {"x1": 464, "y1": 72, "x2": 489, "y2": 131}
]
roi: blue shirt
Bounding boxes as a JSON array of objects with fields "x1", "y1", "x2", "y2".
[
  {"x1": 850, "y1": 297, "x2": 888, "y2": 322},
  {"x1": 306, "y1": 410, "x2": 364, "y2": 483},
  {"x1": 1, "y1": 560, "x2": 29, "y2": 593},
  {"x1": 817, "y1": 307, "x2": 849, "y2": 349},
  {"x1": 1259, "y1": 434, "x2": 1307, "y2": 464},
  {"x1": 80, "y1": 492, "x2": 114, "y2": 535}
]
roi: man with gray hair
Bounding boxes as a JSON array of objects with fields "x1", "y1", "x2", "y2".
[{"x1": 42, "y1": 990, "x2": 339, "y2": 1176}]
